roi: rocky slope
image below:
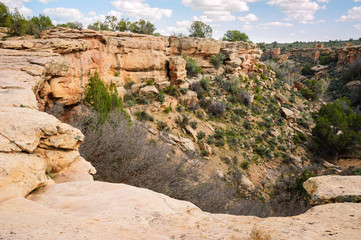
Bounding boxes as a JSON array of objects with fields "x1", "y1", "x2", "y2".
[
  {"x1": 0, "y1": 29, "x2": 361, "y2": 239},
  {"x1": 263, "y1": 44, "x2": 361, "y2": 66}
]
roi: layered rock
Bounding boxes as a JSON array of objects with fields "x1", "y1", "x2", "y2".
[
  {"x1": 303, "y1": 175, "x2": 361, "y2": 205},
  {"x1": 263, "y1": 44, "x2": 361, "y2": 67},
  {"x1": 0, "y1": 28, "x2": 261, "y2": 110},
  {"x1": 251, "y1": 203, "x2": 361, "y2": 240}
]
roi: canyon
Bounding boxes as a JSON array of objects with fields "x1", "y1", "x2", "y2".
[{"x1": 0, "y1": 28, "x2": 360, "y2": 239}]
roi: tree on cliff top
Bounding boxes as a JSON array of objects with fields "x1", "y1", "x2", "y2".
[
  {"x1": 223, "y1": 30, "x2": 249, "y2": 42},
  {"x1": 189, "y1": 21, "x2": 212, "y2": 38},
  {"x1": 0, "y1": 2, "x2": 10, "y2": 27}
]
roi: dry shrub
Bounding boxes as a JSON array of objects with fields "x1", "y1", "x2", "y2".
[
  {"x1": 70, "y1": 108, "x2": 312, "y2": 218},
  {"x1": 71, "y1": 109, "x2": 195, "y2": 194}
]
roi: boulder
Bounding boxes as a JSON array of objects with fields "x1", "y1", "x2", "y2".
[
  {"x1": 185, "y1": 125, "x2": 198, "y2": 141},
  {"x1": 276, "y1": 94, "x2": 291, "y2": 105},
  {"x1": 280, "y1": 107, "x2": 296, "y2": 120},
  {"x1": 139, "y1": 85, "x2": 159, "y2": 96},
  {"x1": 199, "y1": 142, "x2": 212, "y2": 155},
  {"x1": 178, "y1": 90, "x2": 198, "y2": 106},
  {"x1": 303, "y1": 176, "x2": 361, "y2": 205}
]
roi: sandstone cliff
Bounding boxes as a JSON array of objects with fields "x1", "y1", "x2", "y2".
[
  {"x1": 263, "y1": 44, "x2": 361, "y2": 66},
  {"x1": 0, "y1": 29, "x2": 360, "y2": 239},
  {"x1": 0, "y1": 28, "x2": 261, "y2": 110}
]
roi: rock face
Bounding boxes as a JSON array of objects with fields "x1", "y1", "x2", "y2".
[
  {"x1": 303, "y1": 175, "x2": 361, "y2": 205},
  {"x1": 0, "y1": 182, "x2": 259, "y2": 240},
  {"x1": 251, "y1": 203, "x2": 361, "y2": 240},
  {"x1": 0, "y1": 28, "x2": 261, "y2": 110},
  {"x1": 263, "y1": 44, "x2": 361, "y2": 67}
]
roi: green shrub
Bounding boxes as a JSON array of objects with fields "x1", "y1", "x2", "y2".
[
  {"x1": 165, "y1": 86, "x2": 180, "y2": 97},
  {"x1": 135, "y1": 95, "x2": 149, "y2": 105},
  {"x1": 175, "y1": 114, "x2": 190, "y2": 127},
  {"x1": 157, "y1": 121, "x2": 168, "y2": 131},
  {"x1": 135, "y1": 111, "x2": 154, "y2": 122},
  {"x1": 241, "y1": 160, "x2": 250, "y2": 170},
  {"x1": 319, "y1": 53, "x2": 332, "y2": 65},
  {"x1": 184, "y1": 55, "x2": 201, "y2": 77},
  {"x1": 180, "y1": 88, "x2": 188, "y2": 95},
  {"x1": 146, "y1": 79, "x2": 154, "y2": 86},
  {"x1": 312, "y1": 99, "x2": 361, "y2": 157},
  {"x1": 210, "y1": 53, "x2": 226, "y2": 69},
  {"x1": 84, "y1": 72, "x2": 124, "y2": 122},
  {"x1": 190, "y1": 120, "x2": 198, "y2": 129},
  {"x1": 197, "y1": 131, "x2": 206, "y2": 140},
  {"x1": 157, "y1": 91, "x2": 165, "y2": 103},
  {"x1": 301, "y1": 88, "x2": 318, "y2": 101},
  {"x1": 301, "y1": 63, "x2": 313, "y2": 76},
  {"x1": 201, "y1": 150, "x2": 209, "y2": 156},
  {"x1": 163, "y1": 106, "x2": 171, "y2": 114}
]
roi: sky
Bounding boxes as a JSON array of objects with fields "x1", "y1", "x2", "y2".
[{"x1": 2, "y1": 0, "x2": 361, "y2": 43}]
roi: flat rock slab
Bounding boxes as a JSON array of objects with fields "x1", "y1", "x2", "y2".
[
  {"x1": 304, "y1": 175, "x2": 361, "y2": 205},
  {"x1": 250, "y1": 203, "x2": 361, "y2": 240},
  {"x1": 0, "y1": 181, "x2": 259, "y2": 240}
]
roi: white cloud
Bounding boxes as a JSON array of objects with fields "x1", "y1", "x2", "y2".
[
  {"x1": 164, "y1": 20, "x2": 192, "y2": 35},
  {"x1": 267, "y1": 0, "x2": 326, "y2": 23},
  {"x1": 43, "y1": 7, "x2": 107, "y2": 27},
  {"x1": 182, "y1": 0, "x2": 251, "y2": 12},
  {"x1": 354, "y1": 0, "x2": 361, "y2": 2},
  {"x1": 337, "y1": 6, "x2": 361, "y2": 22},
  {"x1": 38, "y1": 0, "x2": 55, "y2": 3},
  {"x1": 300, "y1": 19, "x2": 325, "y2": 24},
  {"x1": 260, "y1": 21, "x2": 294, "y2": 27},
  {"x1": 193, "y1": 11, "x2": 236, "y2": 22},
  {"x1": 89, "y1": 11, "x2": 96, "y2": 16},
  {"x1": 355, "y1": 23, "x2": 361, "y2": 30},
  {"x1": 182, "y1": 0, "x2": 259, "y2": 22},
  {"x1": 1, "y1": 0, "x2": 32, "y2": 16},
  {"x1": 107, "y1": 10, "x2": 123, "y2": 20},
  {"x1": 111, "y1": 0, "x2": 172, "y2": 22},
  {"x1": 238, "y1": 13, "x2": 258, "y2": 22}
]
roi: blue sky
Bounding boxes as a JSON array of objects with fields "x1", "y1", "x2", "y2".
[{"x1": 2, "y1": 0, "x2": 361, "y2": 43}]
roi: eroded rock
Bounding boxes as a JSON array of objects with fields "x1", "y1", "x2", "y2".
[{"x1": 303, "y1": 176, "x2": 361, "y2": 205}]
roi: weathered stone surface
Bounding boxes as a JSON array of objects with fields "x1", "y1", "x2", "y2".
[
  {"x1": 0, "y1": 182, "x2": 259, "y2": 239},
  {"x1": 0, "y1": 107, "x2": 83, "y2": 153},
  {"x1": 178, "y1": 90, "x2": 198, "y2": 106},
  {"x1": 169, "y1": 56, "x2": 187, "y2": 83},
  {"x1": 250, "y1": 203, "x2": 361, "y2": 240},
  {"x1": 139, "y1": 85, "x2": 159, "y2": 96},
  {"x1": 185, "y1": 125, "x2": 198, "y2": 141},
  {"x1": 53, "y1": 157, "x2": 96, "y2": 183},
  {"x1": 276, "y1": 94, "x2": 291, "y2": 105},
  {"x1": 280, "y1": 107, "x2": 296, "y2": 120},
  {"x1": 0, "y1": 152, "x2": 51, "y2": 201},
  {"x1": 168, "y1": 134, "x2": 196, "y2": 152},
  {"x1": 303, "y1": 176, "x2": 361, "y2": 205},
  {"x1": 199, "y1": 142, "x2": 212, "y2": 154}
]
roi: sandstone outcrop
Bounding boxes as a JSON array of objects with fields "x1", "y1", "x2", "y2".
[
  {"x1": 0, "y1": 182, "x2": 260, "y2": 240},
  {"x1": 303, "y1": 175, "x2": 361, "y2": 205},
  {"x1": 262, "y1": 44, "x2": 361, "y2": 67},
  {"x1": 251, "y1": 203, "x2": 361, "y2": 240},
  {"x1": 0, "y1": 28, "x2": 261, "y2": 110}
]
